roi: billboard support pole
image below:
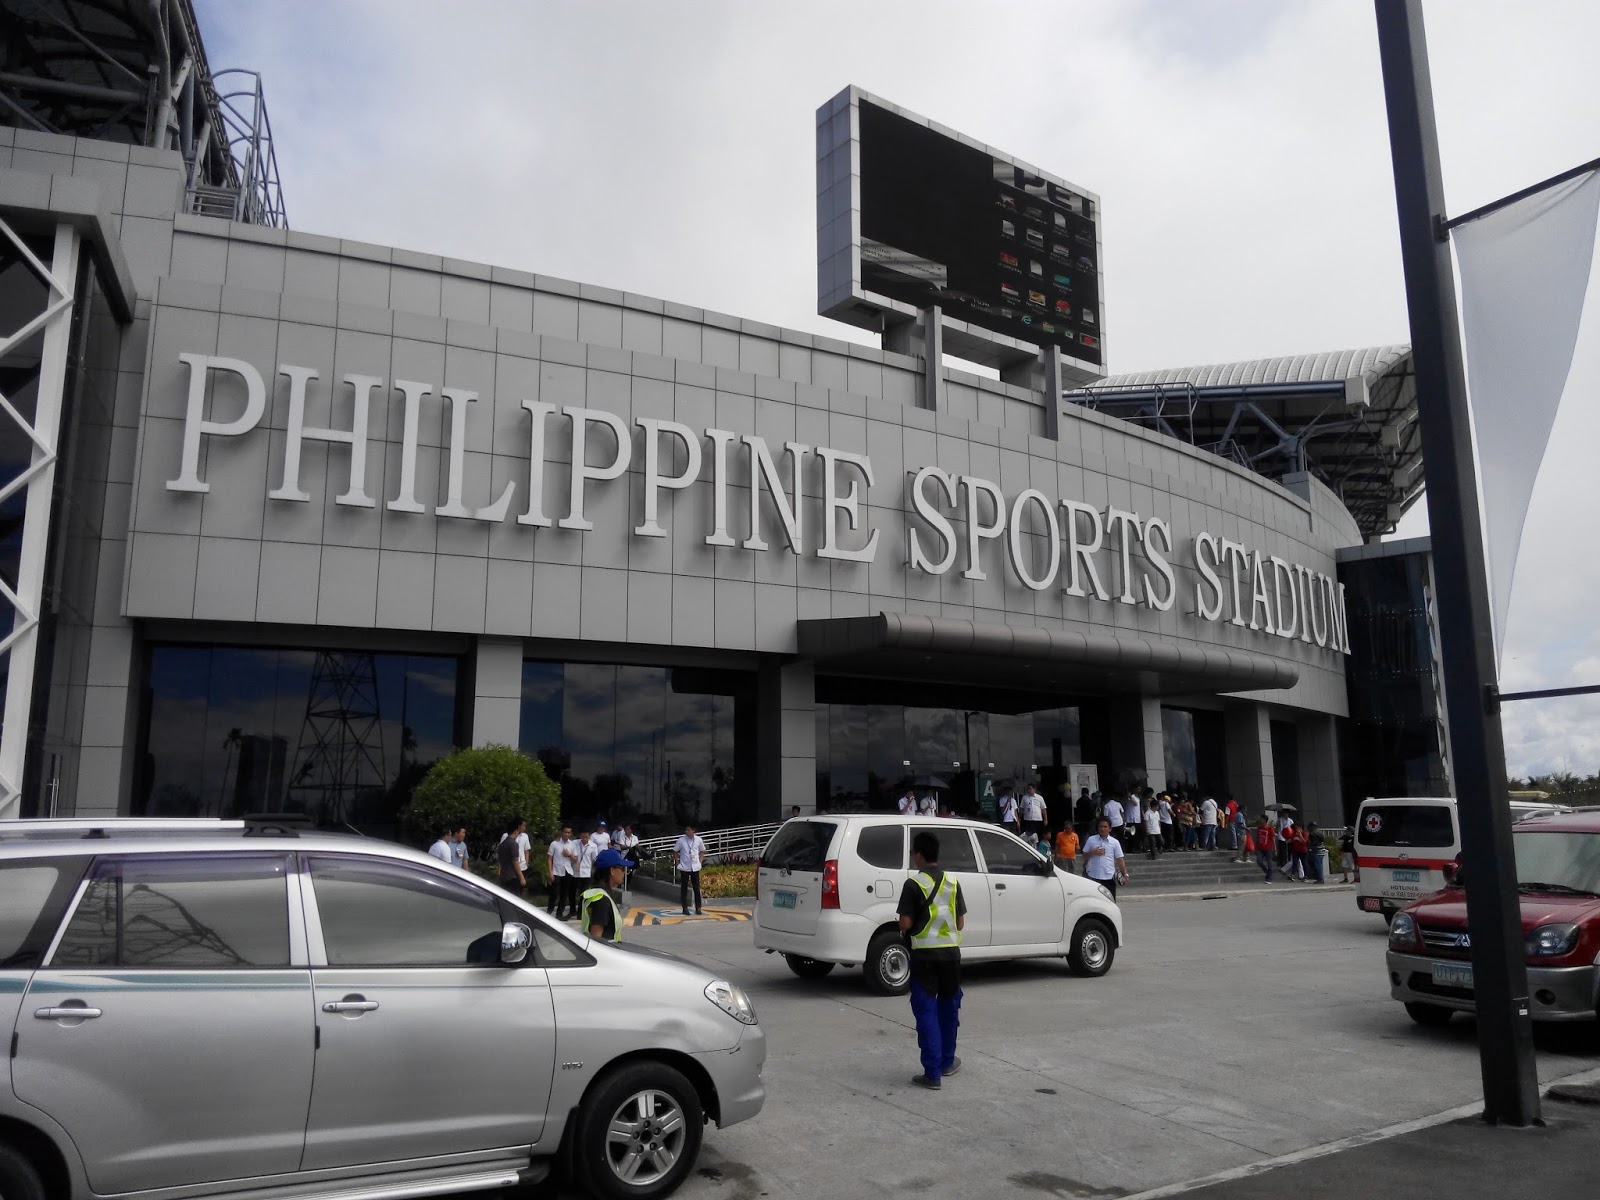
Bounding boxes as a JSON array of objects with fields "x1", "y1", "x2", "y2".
[
  {"x1": 921, "y1": 305, "x2": 943, "y2": 411},
  {"x1": 1373, "y1": 0, "x2": 1540, "y2": 1126},
  {"x1": 1041, "y1": 344, "x2": 1062, "y2": 440}
]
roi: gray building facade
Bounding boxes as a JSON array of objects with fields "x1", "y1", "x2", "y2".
[{"x1": 0, "y1": 124, "x2": 1362, "y2": 836}]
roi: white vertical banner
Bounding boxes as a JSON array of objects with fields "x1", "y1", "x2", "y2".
[{"x1": 1454, "y1": 169, "x2": 1600, "y2": 669}]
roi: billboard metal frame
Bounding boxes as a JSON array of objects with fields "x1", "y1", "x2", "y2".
[{"x1": 816, "y1": 86, "x2": 1106, "y2": 386}]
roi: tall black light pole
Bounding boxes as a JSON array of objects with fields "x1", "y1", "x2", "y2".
[{"x1": 1373, "y1": 0, "x2": 1540, "y2": 1125}]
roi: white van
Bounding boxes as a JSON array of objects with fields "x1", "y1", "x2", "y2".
[
  {"x1": 752, "y1": 815, "x2": 1123, "y2": 994},
  {"x1": 1355, "y1": 795, "x2": 1566, "y2": 921}
]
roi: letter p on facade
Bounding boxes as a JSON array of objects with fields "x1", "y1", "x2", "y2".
[{"x1": 166, "y1": 354, "x2": 267, "y2": 493}]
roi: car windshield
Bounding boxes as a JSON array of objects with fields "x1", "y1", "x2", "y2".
[{"x1": 1512, "y1": 831, "x2": 1600, "y2": 897}]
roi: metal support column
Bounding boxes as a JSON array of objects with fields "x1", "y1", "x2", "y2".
[
  {"x1": 0, "y1": 219, "x2": 82, "y2": 818},
  {"x1": 1374, "y1": 0, "x2": 1540, "y2": 1125},
  {"x1": 921, "y1": 305, "x2": 943, "y2": 411}
]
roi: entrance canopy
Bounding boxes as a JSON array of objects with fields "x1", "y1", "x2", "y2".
[{"x1": 798, "y1": 613, "x2": 1298, "y2": 699}]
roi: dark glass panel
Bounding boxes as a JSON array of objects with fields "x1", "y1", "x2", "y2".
[
  {"x1": 139, "y1": 646, "x2": 461, "y2": 836},
  {"x1": 1162, "y1": 708, "x2": 1199, "y2": 792}
]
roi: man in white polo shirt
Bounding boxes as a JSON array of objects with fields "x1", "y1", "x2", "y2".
[{"x1": 1082, "y1": 817, "x2": 1130, "y2": 898}]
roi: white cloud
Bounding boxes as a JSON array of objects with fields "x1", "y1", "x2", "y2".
[{"x1": 193, "y1": 0, "x2": 1600, "y2": 774}]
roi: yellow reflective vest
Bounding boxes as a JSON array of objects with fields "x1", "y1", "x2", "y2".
[
  {"x1": 580, "y1": 887, "x2": 622, "y2": 942},
  {"x1": 909, "y1": 870, "x2": 962, "y2": 950}
]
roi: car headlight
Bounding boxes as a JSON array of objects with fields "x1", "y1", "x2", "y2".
[
  {"x1": 1526, "y1": 923, "x2": 1579, "y2": 957},
  {"x1": 1388, "y1": 912, "x2": 1419, "y2": 950},
  {"x1": 705, "y1": 979, "x2": 759, "y2": 1026},
  {"x1": 1096, "y1": 883, "x2": 1114, "y2": 902}
]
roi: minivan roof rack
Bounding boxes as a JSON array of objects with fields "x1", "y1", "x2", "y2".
[{"x1": 0, "y1": 817, "x2": 247, "y2": 842}]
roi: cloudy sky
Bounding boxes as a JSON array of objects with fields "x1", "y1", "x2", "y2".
[{"x1": 194, "y1": 0, "x2": 1600, "y2": 778}]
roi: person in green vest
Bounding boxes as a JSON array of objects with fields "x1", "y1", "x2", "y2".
[
  {"x1": 896, "y1": 830, "x2": 967, "y2": 1090},
  {"x1": 580, "y1": 849, "x2": 630, "y2": 942}
]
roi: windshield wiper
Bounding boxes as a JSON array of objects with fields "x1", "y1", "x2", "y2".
[{"x1": 1517, "y1": 881, "x2": 1600, "y2": 897}]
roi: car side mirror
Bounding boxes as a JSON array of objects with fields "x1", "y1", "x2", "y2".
[
  {"x1": 1443, "y1": 859, "x2": 1462, "y2": 887},
  {"x1": 501, "y1": 921, "x2": 532, "y2": 965}
]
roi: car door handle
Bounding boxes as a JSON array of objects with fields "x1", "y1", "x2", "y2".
[
  {"x1": 322, "y1": 1000, "x2": 379, "y2": 1014},
  {"x1": 995, "y1": 883, "x2": 1007, "y2": 891},
  {"x1": 35, "y1": 1006, "x2": 102, "y2": 1020}
]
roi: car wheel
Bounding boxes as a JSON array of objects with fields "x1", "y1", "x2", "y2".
[
  {"x1": 1405, "y1": 1002, "x2": 1454, "y2": 1028},
  {"x1": 0, "y1": 1143, "x2": 46, "y2": 1200},
  {"x1": 865, "y1": 929, "x2": 912, "y2": 995},
  {"x1": 784, "y1": 953, "x2": 836, "y2": 979},
  {"x1": 1067, "y1": 917, "x2": 1116, "y2": 977},
  {"x1": 575, "y1": 1061, "x2": 704, "y2": 1200}
]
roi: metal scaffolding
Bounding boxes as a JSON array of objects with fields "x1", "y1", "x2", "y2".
[
  {"x1": 0, "y1": 215, "x2": 81, "y2": 819},
  {"x1": 1, "y1": 0, "x2": 287, "y2": 227}
]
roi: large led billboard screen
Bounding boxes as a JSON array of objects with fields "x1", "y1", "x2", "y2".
[{"x1": 817, "y1": 88, "x2": 1105, "y2": 378}]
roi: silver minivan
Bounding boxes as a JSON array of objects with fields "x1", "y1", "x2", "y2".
[{"x1": 0, "y1": 818, "x2": 764, "y2": 1200}]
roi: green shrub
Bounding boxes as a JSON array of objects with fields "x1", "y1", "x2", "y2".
[{"x1": 402, "y1": 744, "x2": 560, "y2": 862}]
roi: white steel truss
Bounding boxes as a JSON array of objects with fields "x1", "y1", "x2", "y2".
[{"x1": 0, "y1": 217, "x2": 81, "y2": 819}]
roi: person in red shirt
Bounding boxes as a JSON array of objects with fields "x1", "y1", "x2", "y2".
[
  {"x1": 1254, "y1": 815, "x2": 1276, "y2": 883},
  {"x1": 1289, "y1": 823, "x2": 1312, "y2": 881}
]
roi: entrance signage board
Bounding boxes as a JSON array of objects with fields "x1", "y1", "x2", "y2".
[{"x1": 163, "y1": 354, "x2": 1349, "y2": 655}]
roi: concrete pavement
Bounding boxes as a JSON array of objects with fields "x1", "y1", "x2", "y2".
[{"x1": 517, "y1": 890, "x2": 1600, "y2": 1199}]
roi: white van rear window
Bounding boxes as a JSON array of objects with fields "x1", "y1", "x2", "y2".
[
  {"x1": 763, "y1": 821, "x2": 837, "y2": 871},
  {"x1": 1358, "y1": 805, "x2": 1454, "y2": 848}
]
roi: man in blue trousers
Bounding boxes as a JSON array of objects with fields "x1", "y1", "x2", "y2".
[{"x1": 897, "y1": 830, "x2": 967, "y2": 1090}]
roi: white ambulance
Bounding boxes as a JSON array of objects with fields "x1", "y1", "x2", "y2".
[{"x1": 1355, "y1": 795, "x2": 1566, "y2": 921}]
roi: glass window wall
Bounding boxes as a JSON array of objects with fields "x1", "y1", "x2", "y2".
[
  {"x1": 815, "y1": 703, "x2": 1080, "y2": 816},
  {"x1": 519, "y1": 662, "x2": 736, "y2": 836},
  {"x1": 137, "y1": 645, "x2": 463, "y2": 837}
]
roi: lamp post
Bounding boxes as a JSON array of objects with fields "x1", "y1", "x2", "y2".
[{"x1": 1373, "y1": 0, "x2": 1539, "y2": 1125}]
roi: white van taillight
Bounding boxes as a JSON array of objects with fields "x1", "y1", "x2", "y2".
[
  {"x1": 755, "y1": 858, "x2": 762, "y2": 902},
  {"x1": 821, "y1": 859, "x2": 840, "y2": 909}
]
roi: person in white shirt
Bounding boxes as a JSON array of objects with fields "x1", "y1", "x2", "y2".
[
  {"x1": 1019, "y1": 784, "x2": 1047, "y2": 838},
  {"x1": 1158, "y1": 793, "x2": 1175, "y2": 851},
  {"x1": 1200, "y1": 796, "x2": 1219, "y2": 850},
  {"x1": 448, "y1": 826, "x2": 469, "y2": 869},
  {"x1": 917, "y1": 790, "x2": 938, "y2": 816},
  {"x1": 1124, "y1": 791, "x2": 1142, "y2": 852},
  {"x1": 576, "y1": 831, "x2": 598, "y2": 901},
  {"x1": 675, "y1": 823, "x2": 708, "y2": 915},
  {"x1": 1103, "y1": 794, "x2": 1125, "y2": 836},
  {"x1": 998, "y1": 789, "x2": 1019, "y2": 833},
  {"x1": 547, "y1": 826, "x2": 579, "y2": 919},
  {"x1": 427, "y1": 829, "x2": 453, "y2": 863},
  {"x1": 1142, "y1": 802, "x2": 1163, "y2": 859},
  {"x1": 1081, "y1": 818, "x2": 1130, "y2": 897},
  {"x1": 592, "y1": 821, "x2": 612, "y2": 851},
  {"x1": 898, "y1": 790, "x2": 917, "y2": 816}
]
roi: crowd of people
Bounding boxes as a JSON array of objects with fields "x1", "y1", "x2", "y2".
[
  {"x1": 984, "y1": 782, "x2": 1348, "y2": 888},
  {"x1": 426, "y1": 815, "x2": 715, "y2": 937}
]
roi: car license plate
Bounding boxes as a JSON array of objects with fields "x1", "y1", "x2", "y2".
[
  {"x1": 1391, "y1": 869, "x2": 1421, "y2": 883},
  {"x1": 772, "y1": 889, "x2": 798, "y2": 909},
  {"x1": 1432, "y1": 962, "x2": 1473, "y2": 989}
]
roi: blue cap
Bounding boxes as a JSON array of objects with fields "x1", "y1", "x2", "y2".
[
  {"x1": 594, "y1": 848, "x2": 628, "y2": 871},
  {"x1": 598, "y1": 819, "x2": 607, "y2": 827}
]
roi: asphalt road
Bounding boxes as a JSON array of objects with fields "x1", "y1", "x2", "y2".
[{"x1": 512, "y1": 890, "x2": 1600, "y2": 1200}]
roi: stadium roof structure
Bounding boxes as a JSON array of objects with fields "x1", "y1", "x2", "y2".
[
  {"x1": 1063, "y1": 345, "x2": 1419, "y2": 540},
  {"x1": 1, "y1": 0, "x2": 285, "y2": 227}
]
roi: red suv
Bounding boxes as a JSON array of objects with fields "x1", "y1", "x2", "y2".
[{"x1": 1386, "y1": 809, "x2": 1600, "y2": 1026}]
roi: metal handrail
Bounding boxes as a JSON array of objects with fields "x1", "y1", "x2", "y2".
[{"x1": 633, "y1": 822, "x2": 783, "y2": 867}]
